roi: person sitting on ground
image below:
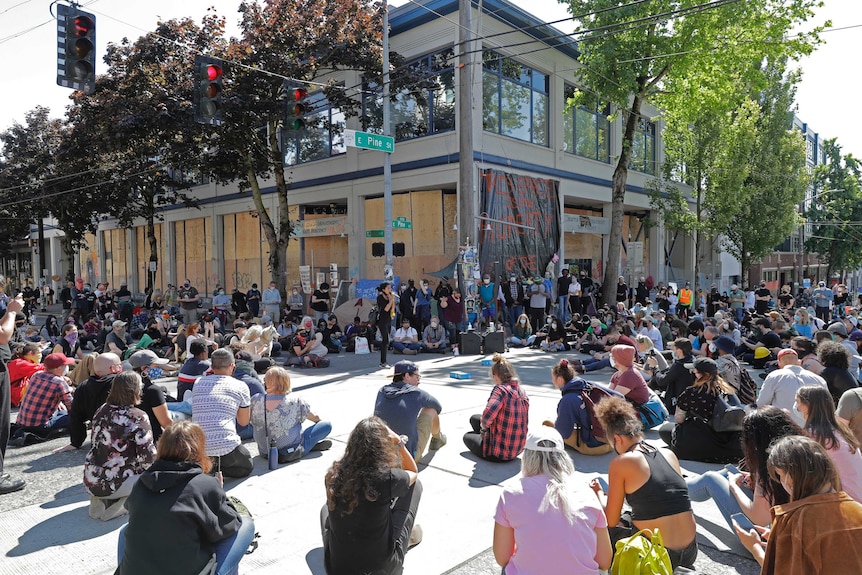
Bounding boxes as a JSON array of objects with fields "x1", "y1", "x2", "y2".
[
  {"x1": 827, "y1": 321, "x2": 861, "y2": 376},
  {"x1": 508, "y1": 313, "x2": 536, "y2": 348},
  {"x1": 52, "y1": 323, "x2": 83, "y2": 361},
  {"x1": 738, "y1": 318, "x2": 782, "y2": 366},
  {"x1": 650, "y1": 338, "x2": 695, "y2": 415},
  {"x1": 734, "y1": 435, "x2": 862, "y2": 575},
  {"x1": 191, "y1": 348, "x2": 253, "y2": 478},
  {"x1": 8, "y1": 342, "x2": 46, "y2": 408},
  {"x1": 250, "y1": 366, "x2": 332, "y2": 464},
  {"x1": 231, "y1": 351, "x2": 265, "y2": 440},
  {"x1": 791, "y1": 336, "x2": 824, "y2": 375},
  {"x1": 374, "y1": 361, "x2": 447, "y2": 461},
  {"x1": 607, "y1": 344, "x2": 650, "y2": 405},
  {"x1": 494, "y1": 426, "x2": 612, "y2": 574},
  {"x1": 239, "y1": 324, "x2": 276, "y2": 373},
  {"x1": 116, "y1": 420, "x2": 255, "y2": 575},
  {"x1": 322, "y1": 416, "x2": 422, "y2": 575},
  {"x1": 105, "y1": 320, "x2": 132, "y2": 358},
  {"x1": 83, "y1": 371, "x2": 157, "y2": 521},
  {"x1": 685, "y1": 406, "x2": 802, "y2": 532},
  {"x1": 816, "y1": 341, "x2": 858, "y2": 406},
  {"x1": 545, "y1": 359, "x2": 613, "y2": 455},
  {"x1": 176, "y1": 340, "x2": 211, "y2": 400},
  {"x1": 658, "y1": 357, "x2": 744, "y2": 464},
  {"x1": 540, "y1": 315, "x2": 567, "y2": 352},
  {"x1": 127, "y1": 350, "x2": 172, "y2": 443},
  {"x1": 321, "y1": 315, "x2": 345, "y2": 354},
  {"x1": 420, "y1": 315, "x2": 448, "y2": 354},
  {"x1": 590, "y1": 396, "x2": 698, "y2": 570},
  {"x1": 54, "y1": 353, "x2": 123, "y2": 453},
  {"x1": 287, "y1": 317, "x2": 328, "y2": 368},
  {"x1": 795, "y1": 385, "x2": 862, "y2": 502},
  {"x1": 576, "y1": 318, "x2": 608, "y2": 353},
  {"x1": 9, "y1": 353, "x2": 75, "y2": 446},
  {"x1": 393, "y1": 318, "x2": 421, "y2": 355},
  {"x1": 570, "y1": 325, "x2": 635, "y2": 374},
  {"x1": 463, "y1": 354, "x2": 529, "y2": 462},
  {"x1": 757, "y1": 348, "x2": 827, "y2": 427},
  {"x1": 838, "y1": 386, "x2": 862, "y2": 445},
  {"x1": 631, "y1": 333, "x2": 669, "y2": 381}
]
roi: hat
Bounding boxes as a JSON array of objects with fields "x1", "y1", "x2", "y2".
[
  {"x1": 847, "y1": 317, "x2": 859, "y2": 327},
  {"x1": 849, "y1": 332, "x2": 862, "y2": 342},
  {"x1": 714, "y1": 336, "x2": 735, "y2": 355},
  {"x1": 819, "y1": 281, "x2": 826, "y2": 287},
  {"x1": 128, "y1": 349, "x2": 170, "y2": 369},
  {"x1": 754, "y1": 347, "x2": 771, "y2": 360},
  {"x1": 234, "y1": 321, "x2": 247, "y2": 329},
  {"x1": 731, "y1": 284, "x2": 738, "y2": 290},
  {"x1": 261, "y1": 315, "x2": 272, "y2": 324},
  {"x1": 827, "y1": 322, "x2": 848, "y2": 337},
  {"x1": 442, "y1": 276, "x2": 449, "y2": 281},
  {"x1": 43, "y1": 353, "x2": 75, "y2": 370},
  {"x1": 112, "y1": 320, "x2": 127, "y2": 329},
  {"x1": 777, "y1": 348, "x2": 798, "y2": 361},
  {"x1": 393, "y1": 360, "x2": 419, "y2": 376},
  {"x1": 692, "y1": 357, "x2": 718, "y2": 374},
  {"x1": 713, "y1": 311, "x2": 724, "y2": 321},
  {"x1": 525, "y1": 426, "x2": 565, "y2": 453}
]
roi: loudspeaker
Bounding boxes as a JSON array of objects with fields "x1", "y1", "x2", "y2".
[
  {"x1": 483, "y1": 331, "x2": 506, "y2": 354},
  {"x1": 460, "y1": 331, "x2": 482, "y2": 355}
]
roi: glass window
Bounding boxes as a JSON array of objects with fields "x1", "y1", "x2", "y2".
[
  {"x1": 629, "y1": 118, "x2": 657, "y2": 175},
  {"x1": 482, "y1": 50, "x2": 549, "y2": 146},
  {"x1": 284, "y1": 91, "x2": 346, "y2": 166},
  {"x1": 563, "y1": 85, "x2": 610, "y2": 162},
  {"x1": 362, "y1": 47, "x2": 456, "y2": 141}
]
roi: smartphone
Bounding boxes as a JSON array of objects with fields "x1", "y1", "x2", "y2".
[
  {"x1": 731, "y1": 513, "x2": 755, "y2": 533},
  {"x1": 595, "y1": 477, "x2": 609, "y2": 493},
  {"x1": 725, "y1": 464, "x2": 741, "y2": 475}
]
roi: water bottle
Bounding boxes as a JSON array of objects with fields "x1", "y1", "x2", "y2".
[
  {"x1": 489, "y1": 322, "x2": 495, "y2": 332},
  {"x1": 268, "y1": 439, "x2": 278, "y2": 470}
]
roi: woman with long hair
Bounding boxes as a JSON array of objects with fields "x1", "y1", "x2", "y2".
[
  {"x1": 463, "y1": 354, "x2": 530, "y2": 462},
  {"x1": 117, "y1": 420, "x2": 254, "y2": 575},
  {"x1": 84, "y1": 372, "x2": 156, "y2": 522},
  {"x1": 685, "y1": 406, "x2": 802, "y2": 531},
  {"x1": 591, "y1": 396, "x2": 698, "y2": 570},
  {"x1": 795, "y1": 385, "x2": 862, "y2": 501},
  {"x1": 735, "y1": 436, "x2": 862, "y2": 574},
  {"x1": 322, "y1": 416, "x2": 421, "y2": 575},
  {"x1": 658, "y1": 357, "x2": 744, "y2": 463},
  {"x1": 494, "y1": 426, "x2": 612, "y2": 573},
  {"x1": 508, "y1": 313, "x2": 536, "y2": 347},
  {"x1": 791, "y1": 307, "x2": 813, "y2": 338}
]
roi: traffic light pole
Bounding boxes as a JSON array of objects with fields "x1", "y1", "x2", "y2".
[{"x1": 383, "y1": 0, "x2": 394, "y2": 282}]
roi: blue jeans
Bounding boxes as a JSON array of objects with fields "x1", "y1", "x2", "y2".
[
  {"x1": 118, "y1": 515, "x2": 255, "y2": 575},
  {"x1": 300, "y1": 421, "x2": 332, "y2": 454},
  {"x1": 582, "y1": 357, "x2": 611, "y2": 372},
  {"x1": 557, "y1": 295, "x2": 569, "y2": 323},
  {"x1": 393, "y1": 341, "x2": 421, "y2": 353},
  {"x1": 509, "y1": 305, "x2": 523, "y2": 329},
  {"x1": 686, "y1": 470, "x2": 752, "y2": 530}
]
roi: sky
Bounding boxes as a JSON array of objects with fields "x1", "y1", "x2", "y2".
[{"x1": 1, "y1": 0, "x2": 859, "y2": 157}]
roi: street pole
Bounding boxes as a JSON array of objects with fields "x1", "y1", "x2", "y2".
[
  {"x1": 383, "y1": 0, "x2": 394, "y2": 282},
  {"x1": 458, "y1": 0, "x2": 474, "y2": 244}
]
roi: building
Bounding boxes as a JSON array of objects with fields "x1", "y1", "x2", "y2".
[{"x1": 28, "y1": 0, "x2": 696, "y2": 300}]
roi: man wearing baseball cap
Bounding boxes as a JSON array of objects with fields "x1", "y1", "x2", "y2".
[
  {"x1": 374, "y1": 360, "x2": 446, "y2": 460},
  {"x1": 812, "y1": 280, "x2": 833, "y2": 323},
  {"x1": 9, "y1": 353, "x2": 75, "y2": 446},
  {"x1": 128, "y1": 350, "x2": 173, "y2": 442},
  {"x1": 758, "y1": 348, "x2": 827, "y2": 426},
  {"x1": 105, "y1": 320, "x2": 132, "y2": 356}
]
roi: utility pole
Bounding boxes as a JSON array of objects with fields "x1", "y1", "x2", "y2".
[
  {"x1": 383, "y1": 0, "x2": 394, "y2": 282},
  {"x1": 458, "y1": 0, "x2": 475, "y2": 243}
]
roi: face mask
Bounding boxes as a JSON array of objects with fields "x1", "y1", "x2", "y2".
[
  {"x1": 546, "y1": 317, "x2": 552, "y2": 324},
  {"x1": 794, "y1": 315, "x2": 801, "y2": 322},
  {"x1": 62, "y1": 365, "x2": 70, "y2": 376},
  {"x1": 780, "y1": 473, "x2": 793, "y2": 497},
  {"x1": 430, "y1": 322, "x2": 438, "y2": 328},
  {"x1": 510, "y1": 277, "x2": 515, "y2": 282},
  {"x1": 483, "y1": 279, "x2": 490, "y2": 284},
  {"x1": 708, "y1": 343, "x2": 716, "y2": 353},
  {"x1": 148, "y1": 366, "x2": 164, "y2": 379},
  {"x1": 292, "y1": 290, "x2": 298, "y2": 295},
  {"x1": 609, "y1": 355, "x2": 616, "y2": 369},
  {"x1": 65, "y1": 332, "x2": 78, "y2": 344},
  {"x1": 184, "y1": 282, "x2": 190, "y2": 288},
  {"x1": 270, "y1": 285, "x2": 276, "y2": 290},
  {"x1": 792, "y1": 401, "x2": 806, "y2": 422},
  {"x1": 551, "y1": 323, "x2": 557, "y2": 329},
  {"x1": 520, "y1": 319, "x2": 527, "y2": 325},
  {"x1": 84, "y1": 287, "x2": 91, "y2": 292},
  {"x1": 219, "y1": 290, "x2": 225, "y2": 295}
]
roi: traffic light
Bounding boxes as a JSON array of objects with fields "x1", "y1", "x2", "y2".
[
  {"x1": 372, "y1": 242, "x2": 385, "y2": 257},
  {"x1": 194, "y1": 55, "x2": 225, "y2": 125},
  {"x1": 56, "y1": 4, "x2": 96, "y2": 94},
  {"x1": 284, "y1": 83, "x2": 310, "y2": 131},
  {"x1": 393, "y1": 242, "x2": 405, "y2": 257}
]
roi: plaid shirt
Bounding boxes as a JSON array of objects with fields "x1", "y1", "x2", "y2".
[
  {"x1": 16, "y1": 370, "x2": 73, "y2": 428},
  {"x1": 481, "y1": 380, "x2": 529, "y2": 460}
]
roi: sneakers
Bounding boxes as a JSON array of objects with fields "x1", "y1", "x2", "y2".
[
  {"x1": 379, "y1": 363, "x2": 391, "y2": 369},
  {"x1": 99, "y1": 497, "x2": 128, "y2": 521},
  {"x1": 402, "y1": 348, "x2": 418, "y2": 355},
  {"x1": 311, "y1": 439, "x2": 333, "y2": 452},
  {"x1": 408, "y1": 524, "x2": 423, "y2": 548},
  {"x1": 0, "y1": 474, "x2": 25, "y2": 495},
  {"x1": 429, "y1": 433, "x2": 447, "y2": 451}
]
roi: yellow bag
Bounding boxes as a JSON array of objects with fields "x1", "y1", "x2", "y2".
[{"x1": 611, "y1": 528, "x2": 673, "y2": 575}]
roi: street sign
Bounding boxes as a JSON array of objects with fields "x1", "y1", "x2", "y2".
[
  {"x1": 392, "y1": 219, "x2": 412, "y2": 229},
  {"x1": 344, "y1": 129, "x2": 395, "y2": 153},
  {"x1": 365, "y1": 229, "x2": 384, "y2": 237}
]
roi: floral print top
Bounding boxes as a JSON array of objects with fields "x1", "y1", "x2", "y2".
[
  {"x1": 83, "y1": 404, "x2": 156, "y2": 498},
  {"x1": 250, "y1": 393, "x2": 310, "y2": 454}
]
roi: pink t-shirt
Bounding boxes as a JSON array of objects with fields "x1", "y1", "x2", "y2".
[
  {"x1": 495, "y1": 474, "x2": 607, "y2": 575},
  {"x1": 827, "y1": 434, "x2": 862, "y2": 502}
]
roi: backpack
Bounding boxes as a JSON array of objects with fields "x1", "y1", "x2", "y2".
[
  {"x1": 368, "y1": 305, "x2": 379, "y2": 325},
  {"x1": 577, "y1": 381, "x2": 619, "y2": 442},
  {"x1": 611, "y1": 529, "x2": 673, "y2": 575},
  {"x1": 737, "y1": 367, "x2": 758, "y2": 405}
]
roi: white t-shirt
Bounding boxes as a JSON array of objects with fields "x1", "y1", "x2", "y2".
[
  {"x1": 495, "y1": 474, "x2": 607, "y2": 575},
  {"x1": 568, "y1": 281, "x2": 581, "y2": 297},
  {"x1": 757, "y1": 366, "x2": 827, "y2": 427},
  {"x1": 192, "y1": 374, "x2": 251, "y2": 456},
  {"x1": 395, "y1": 327, "x2": 418, "y2": 341},
  {"x1": 639, "y1": 325, "x2": 664, "y2": 351}
]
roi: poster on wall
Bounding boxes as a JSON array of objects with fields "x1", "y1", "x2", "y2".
[
  {"x1": 329, "y1": 263, "x2": 339, "y2": 289},
  {"x1": 299, "y1": 265, "x2": 312, "y2": 294},
  {"x1": 478, "y1": 169, "x2": 561, "y2": 280},
  {"x1": 316, "y1": 272, "x2": 326, "y2": 288}
]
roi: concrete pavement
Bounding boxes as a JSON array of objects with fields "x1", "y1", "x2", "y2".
[{"x1": 1, "y1": 325, "x2": 758, "y2": 574}]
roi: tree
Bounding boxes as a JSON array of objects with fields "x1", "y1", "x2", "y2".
[
  {"x1": 722, "y1": 62, "x2": 809, "y2": 285},
  {"x1": 804, "y1": 140, "x2": 862, "y2": 279},
  {"x1": 201, "y1": 0, "x2": 394, "y2": 295},
  {"x1": 562, "y1": 0, "x2": 823, "y2": 304}
]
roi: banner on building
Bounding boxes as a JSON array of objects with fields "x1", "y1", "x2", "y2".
[
  {"x1": 479, "y1": 169, "x2": 561, "y2": 279},
  {"x1": 292, "y1": 216, "x2": 348, "y2": 238},
  {"x1": 299, "y1": 265, "x2": 312, "y2": 294},
  {"x1": 562, "y1": 213, "x2": 610, "y2": 235}
]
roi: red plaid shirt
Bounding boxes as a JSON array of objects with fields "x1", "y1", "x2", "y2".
[
  {"x1": 16, "y1": 370, "x2": 73, "y2": 428},
  {"x1": 481, "y1": 380, "x2": 529, "y2": 460}
]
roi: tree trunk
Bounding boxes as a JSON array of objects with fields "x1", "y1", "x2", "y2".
[
  {"x1": 604, "y1": 89, "x2": 645, "y2": 306},
  {"x1": 147, "y1": 195, "x2": 158, "y2": 291},
  {"x1": 694, "y1": 175, "x2": 702, "y2": 290}
]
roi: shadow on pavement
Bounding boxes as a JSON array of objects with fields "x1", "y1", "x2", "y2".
[
  {"x1": 40, "y1": 484, "x2": 88, "y2": 509},
  {"x1": 6, "y1": 505, "x2": 124, "y2": 557},
  {"x1": 464, "y1": 453, "x2": 520, "y2": 488}
]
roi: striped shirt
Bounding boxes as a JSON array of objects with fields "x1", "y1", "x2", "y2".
[{"x1": 192, "y1": 374, "x2": 251, "y2": 457}]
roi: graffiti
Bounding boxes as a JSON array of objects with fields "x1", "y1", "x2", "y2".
[{"x1": 231, "y1": 272, "x2": 255, "y2": 291}]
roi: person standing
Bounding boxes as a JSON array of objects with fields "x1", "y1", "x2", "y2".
[
  {"x1": 231, "y1": 287, "x2": 248, "y2": 317},
  {"x1": 246, "y1": 283, "x2": 262, "y2": 317},
  {"x1": 634, "y1": 277, "x2": 650, "y2": 306},
  {"x1": 615, "y1": 276, "x2": 629, "y2": 307},
  {"x1": 729, "y1": 284, "x2": 746, "y2": 323},
  {"x1": 812, "y1": 280, "x2": 834, "y2": 323},
  {"x1": 376, "y1": 283, "x2": 396, "y2": 369},
  {"x1": 527, "y1": 279, "x2": 547, "y2": 334},
  {"x1": 262, "y1": 282, "x2": 282, "y2": 320},
  {"x1": 579, "y1": 271, "x2": 594, "y2": 316},
  {"x1": 0, "y1": 290, "x2": 28, "y2": 494},
  {"x1": 677, "y1": 282, "x2": 693, "y2": 319},
  {"x1": 754, "y1": 280, "x2": 772, "y2": 316},
  {"x1": 567, "y1": 274, "x2": 581, "y2": 324},
  {"x1": 556, "y1": 269, "x2": 572, "y2": 324},
  {"x1": 178, "y1": 280, "x2": 201, "y2": 326}
]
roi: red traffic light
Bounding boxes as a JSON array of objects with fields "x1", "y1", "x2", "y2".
[
  {"x1": 294, "y1": 87, "x2": 307, "y2": 100},
  {"x1": 206, "y1": 64, "x2": 223, "y2": 82},
  {"x1": 71, "y1": 15, "x2": 94, "y2": 36}
]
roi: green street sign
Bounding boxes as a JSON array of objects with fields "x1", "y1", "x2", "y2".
[
  {"x1": 392, "y1": 220, "x2": 412, "y2": 229},
  {"x1": 365, "y1": 229, "x2": 384, "y2": 238},
  {"x1": 345, "y1": 129, "x2": 395, "y2": 153}
]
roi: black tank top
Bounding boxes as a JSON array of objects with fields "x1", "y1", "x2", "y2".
[{"x1": 626, "y1": 443, "x2": 691, "y2": 521}]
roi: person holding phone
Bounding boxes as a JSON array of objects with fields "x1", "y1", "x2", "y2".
[{"x1": 734, "y1": 435, "x2": 862, "y2": 574}]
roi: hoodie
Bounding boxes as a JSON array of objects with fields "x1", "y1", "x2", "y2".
[
  {"x1": 116, "y1": 459, "x2": 241, "y2": 575},
  {"x1": 69, "y1": 374, "x2": 115, "y2": 448},
  {"x1": 373, "y1": 381, "x2": 442, "y2": 456}
]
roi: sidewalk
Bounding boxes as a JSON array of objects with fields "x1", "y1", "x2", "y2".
[{"x1": 1, "y1": 341, "x2": 759, "y2": 574}]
